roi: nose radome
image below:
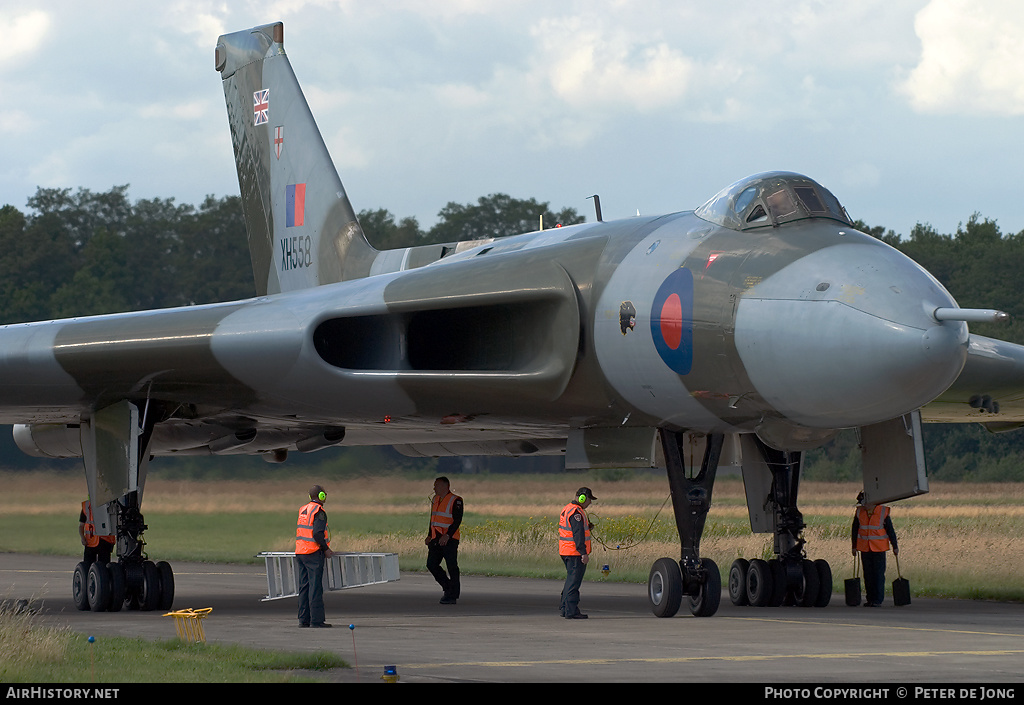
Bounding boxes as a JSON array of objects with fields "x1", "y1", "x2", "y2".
[{"x1": 734, "y1": 241, "x2": 968, "y2": 429}]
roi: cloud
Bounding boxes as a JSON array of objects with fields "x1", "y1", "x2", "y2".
[
  {"x1": 0, "y1": 10, "x2": 51, "y2": 64},
  {"x1": 900, "y1": 0, "x2": 1024, "y2": 115},
  {"x1": 531, "y1": 16, "x2": 693, "y2": 112}
]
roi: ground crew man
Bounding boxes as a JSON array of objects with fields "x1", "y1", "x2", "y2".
[
  {"x1": 296, "y1": 484, "x2": 334, "y2": 627},
  {"x1": 559, "y1": 487, "x2": 596, "y2": 619},
  {"x1": 79, "y1": 499, "x2": 115, "y2": 567},
  {"x1": 426, "y1": 476, "x2": 463, "y2": 604},
  {"x1": 852, "y1": 491, "x2": 899, "y2": 606}
]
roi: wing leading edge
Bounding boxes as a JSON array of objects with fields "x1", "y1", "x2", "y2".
[{"x1": 921, "y1": 334, "x2": 1024, "y2": 429}]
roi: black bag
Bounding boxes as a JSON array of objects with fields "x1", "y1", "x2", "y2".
[
  {"x1": 892, "y1": 554, "x2": 911, "y2": 606},
  {"x1": 845, "y1": 555, "x2": 861, "y2": 606}
]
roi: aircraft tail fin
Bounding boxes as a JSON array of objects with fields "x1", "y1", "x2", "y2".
[{"x1": 215, "y1": 22, "x2": 377, "y2": 295}]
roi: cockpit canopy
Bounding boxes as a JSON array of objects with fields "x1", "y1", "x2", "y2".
[{"x1": 695, "y1": 172, "x2": 851, "y2": 231}]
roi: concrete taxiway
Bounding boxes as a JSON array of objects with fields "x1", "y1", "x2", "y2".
[{"x1": 2, "y1": 553, "x2": 1023, "y2": 683}]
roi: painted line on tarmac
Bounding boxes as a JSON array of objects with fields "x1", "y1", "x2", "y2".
[
  {"x1": 727, "y1": 615, "x2": 1024, "y2": 639},
  {"x1": 390, "y1": 649, "x2": 1024, "y2": 671}
]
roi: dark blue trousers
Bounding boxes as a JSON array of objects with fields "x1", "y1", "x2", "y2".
[
  {"x1": 861, "y1": 551, "x2": 887, "y2": 605},
  {"x1": 427, "y1": 538, "x2": 460, "y2": 599},
  {"x1": 560, "y1": 555, "x2": 587, "y2": 617},
  {"x1": 297, "y1": 551, "x2": 326, "y2": 625}
]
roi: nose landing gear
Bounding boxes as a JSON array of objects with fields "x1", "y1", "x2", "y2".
[{"x1": 646, "y1": 431, "x2": 724, "y2": 618}]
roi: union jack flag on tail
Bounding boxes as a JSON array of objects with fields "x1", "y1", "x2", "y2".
[{"x1": 254, "y1": 89, "x2": 269, "y2": 125}]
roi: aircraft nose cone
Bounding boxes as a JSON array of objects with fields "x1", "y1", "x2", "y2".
[{"x1": 734, "y1": 241, "x2": 968, "y2": 428}]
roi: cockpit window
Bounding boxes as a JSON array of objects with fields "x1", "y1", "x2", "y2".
[
  {"x1": 734, "y1": 186, "x2": 758, "y2": 213},
  {"x1": 694, "y1": 171, "x2": 851, "y2": 231},
  {"x1": 746, "y1": 204, "x2": 767, "y2": 224},
  {"x1": 793, "y1": 186, "x2": 825, "y2": 214},
  {"x1": 766, "y1": 188, "x2": 798, "y2": 221}
]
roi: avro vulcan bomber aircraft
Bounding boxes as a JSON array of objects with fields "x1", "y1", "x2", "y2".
[{"x1": 3, "y1": 22, "x2": 1023, "y2": 617}]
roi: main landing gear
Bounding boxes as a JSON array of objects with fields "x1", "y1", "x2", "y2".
[
  {"x1": 71, "y1": 400, "x2": 175, "y2": 613},
  {"x1": 647, "y1": 431, "x2": 723, "y2": 618},
  {"x1": 72, "y1": 495, "x2": 175, "y2": 613},
  {"x1": 72, "y1": 559, "x2": 174, "y2": 613},
  {"x1": 727, "y1": 439, "x2": 831, "y2": 609}
]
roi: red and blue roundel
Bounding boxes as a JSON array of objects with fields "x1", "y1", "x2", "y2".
[{"x1": 650, "y1": 267, "x2": 694, "y2": 375}]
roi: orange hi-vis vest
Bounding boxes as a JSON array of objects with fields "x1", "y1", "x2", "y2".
[
  {"x1": 856, "y1": 505, "x2": 891, "y2": 552},
  {"x1": 558, "y1": 502, "x2": 591, "y2": 556},
  {"x1": 295, "y1": 501, "x2": 329, "y2": 554},
  {"x1": 82, "y1": 500, "x2": 115, "y2": 548},
  {"x1": 429, "y1": 492, "x2": 461, "y2": 541}
]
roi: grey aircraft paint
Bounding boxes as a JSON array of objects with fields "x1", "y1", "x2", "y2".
[{"x1": 2, "y1": 20, "x2": 1023, "y2": 468}]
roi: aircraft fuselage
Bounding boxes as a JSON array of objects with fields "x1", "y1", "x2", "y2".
[{"x1": 1, "y1": 188, "x2": 968, "y2": 458}]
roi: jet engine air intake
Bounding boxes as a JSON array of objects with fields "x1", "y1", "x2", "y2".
[
  {"x1": 311, "y1": 253, "x2": 583, "y2": 406},
  {"x1": 313, "y1": 301, "x2": 563, "y2": 372}
]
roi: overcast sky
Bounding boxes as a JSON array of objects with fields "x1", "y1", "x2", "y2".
[{"x1": 2, "y1": 0, "x2": 1022, "y2": 239}]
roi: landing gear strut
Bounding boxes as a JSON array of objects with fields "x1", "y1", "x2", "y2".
[
  {"x1": 729, "y1": 438, "x2": 831, "y2": 609},
  {"x1": 71, "y1": 400, "x2": 175, "y2": 613},
  {"x1": 647, "y1": 430, "x2": 723, "y2": 618}
]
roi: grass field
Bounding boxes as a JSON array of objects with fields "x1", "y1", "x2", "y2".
[
  {"x1": 0, "y1": 600, "x2": 347, "y2": 682},
  {"x1": 2, "y1": 471, "x2": 1023, "y2": 602}
]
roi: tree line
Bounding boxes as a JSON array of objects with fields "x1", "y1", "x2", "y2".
[
  {"x1": 0, "y1": 187, "x2": 585, "y2": 324},
  {"x1": 1, "y1": 186, "x2": 1023, "y2": 480}
]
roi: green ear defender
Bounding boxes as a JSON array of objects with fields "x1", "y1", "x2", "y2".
[
  {"x1": 579, "y1": 494, "x2": 587, "y2": 503},
  {"x1": 319, "y1": 491, "x2": 326, "y2": 501}
]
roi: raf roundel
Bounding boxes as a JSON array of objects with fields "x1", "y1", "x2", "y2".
[{"x1": 650, "y1": 267, "x2": 694, "y2": 375}]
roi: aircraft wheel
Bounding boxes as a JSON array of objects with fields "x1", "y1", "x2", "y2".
[
  {"x1": 106, "y1": 562, "x2": 125, "y2": 613},
  {"x1": 156, "y1": 561, "x2": 175, "y2": 611},
  {"x1": 689, "y1": 558, "x2": 721, "y2": 617},
  {"x1": 814, "y1": 559, "x2": 833, "y2": 607},
  {"x1": 86, "y1": 562, "x2": 111, "y2": 612},
  {"x1": 767, "y1": 559, "x2": 787, "y2": 606},
  {"x1": 648, "y1": 557, "x2": 683, "y2": 618},
  {"x1": 140, "y1": 561, "x2": 161, "y2": 611},
  {"x1": 728, "y1": 559, "x2": 749, "y2": 606},
  {"x1": 796, "y1": 559, "x2": 820, "y2": 607},
  {"x1": 746, "y1": 559, "x2": 772, "y2": 606},
  {"x1": 72, "y1": 562, "x2": 90, "y2": 611},
  {"x1": 122, "y1": 561, "x2": 142, "y2": 610}
]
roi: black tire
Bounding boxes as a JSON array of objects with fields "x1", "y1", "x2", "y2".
[
  {"x1": 648, "y1": 557, "x2": 683, "y2": 618},
  {"x1": 728, "y1": 559, "x2": 749, "y2": 606},
  {"x1": 797, "y1": 559, "x2": 820, "y2": 607},
  {"x1": 746, "y1": 558, "x2": 772, "y2": 607},
  {"x1": 106, "y1": 562, "x2": 125, "y2": 613},
  {"x1": 122, "y1": 561, "x2": 142, "y2": 611},
  {"x1": 86, "y1": 561, "x2": 110, "y2": 612},
  {"x1": 767, "y1": 559, "x2": 787, "y2": 607},
  {"x1": 689, "y1": 558, "x2": 721, "y2": 617},
  {"x1": 814, "y1": 559, "x2": 833, "y2": 607},
  {"x1": 140, "y1": 561, "x2": 161, "y2": 611},
  {"x1": 156, "y1": 561, "x2": 174, "y2": 611},
  {"x1": 72, "y1": 562, "x2": 90, "y2": 611}
]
